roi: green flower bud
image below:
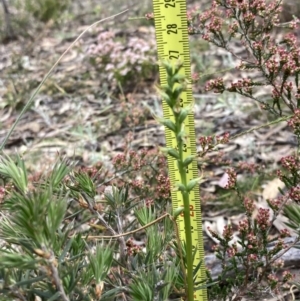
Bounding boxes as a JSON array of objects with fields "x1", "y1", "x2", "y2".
[
  {"x1": 161, "y1": 119, "x2": 177, "y2": 132},
  {"x1": 182, "y1": 155, "x2": 194, "y2": 167},
  {"x1": 173, "y1": 207, "x2": 184, "y2": 219},
  {"x1": 167, "y1": 148, "x2": 180, "y2": 159},
  {"x1": 177, "y1": 183, "x2": 186, "y2": 192},
  {"x1": 186, "y1": 177, "x2": 204, "y2": 192},
  {"x1": 178, "y1": 107, "x2": 190, "y2": 124}
]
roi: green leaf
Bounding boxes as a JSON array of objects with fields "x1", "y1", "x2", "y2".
[
  {"x1": 88, "y1": 245, "x2": 113, "y2": 284},
  {"x1": 135, "y1": 206, "x2": 156, "y2": 226},
  {"x1": 177, "y1": 126, "x2": 187, "y2": 142},
  {"x1": 176, "y1": 183, "x2": 186, "y2": 192},
  {"x1": 130, "y1": 278, "x2": 153, "y2": 301},
  {"x1": 182, "y1": 155, "x2": 195, "y2": 167},
  {"x1": 159, "y1": 91, "x2": 172, "y2": 107},
  {"x1": 161, "y1": 119, "x2": 177, "y2": 132},
  {"x1": 177, "y1": 107, "x2": 190, "y2": 124},
  {"x1": 129, "y1": 264, "x2": 178, "y2": 301},
  {"x1": 162, "y1": 60, "x2": 174, "y2": 77},
  {"x1": 186, "y1": 177, "x2": 204, "y2": 192},
  {"x1": 47, "y1": 196, "x2": 68, "y2": 243},
  {"x1": 49, "y1": 158, "x2": 71, "y2": 189},
  {"x1": 145, "y1": 224, "x2": 164, "y2": 263},
  {"x1": 104, "y1": 185, "x2": 130, "y2": 208},
  {"x1": 172, "y1": 73, "x2": 186, "y2": 83},
  {"x1": 0, "y1": 154, "x2": 28, "y2": 193},
  {"x1": 283, "y1": 204, "x2": 300, "y2": 232},
  {"x1": 167, "y1": 148, "x2": 180, "y2": 159},
  {"x1": 162, "y1": 85, "x2": 173, "y2": 98},
  {"x1": 47, "y1": 292, "x2": 62, "y2": 301},
  {"x1": 0, "y1": 252, "x2": 38, "y2": 269},
  {"x1": 2, "y1": 188, "x2": 67, "y2": 246},
  {"x1": 67, "y1": 171, "x2": 96, "y2": 198},
  {"x1": 171, "y1": 85, "x2": 184, "y2": 101},
  {"x1": 100, "y1": 287, "x2": 120, "y2": 300},
  {"x1": 173, "y1": 206, "x2": 184, "y2": 218}
]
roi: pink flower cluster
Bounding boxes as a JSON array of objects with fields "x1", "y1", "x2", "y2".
[
  {"x1": 88, "y1": 29, "x2": 156, "y2": 87},
  {"x1": 198, "y1": 132, "x2": 230, "y2": 156},
  {"x1": 256, "y1": 207, "x2": 270, "y2": 230},
  {"x1": 227, "y1": 243, "x2": 237, "y2": 257},
  {"x1": 288, "y1": 109, "x2": 300, "y2": 134},
  {"x1": 280, "y1": 155, "x2": 300, "y2": 172},
  {"x1": 228, "y1": 78, "x2": 253, "y2": 95},
  {"x1": 225, "y1": 168, "x2": 237, "y2": 189},
  {"x1": 126, "y1": 237, "x2": 142, "y2": 256},
  {"x1": 289, "y1": 185, "x2": 300, "y2": 203},
  {"x1": 205, "y1": 77, "x2": 225, "y2": 93},
  {"x1": 187, "y1": 0, "x2": 300, "y2": 115},
  {"x1": 222, "y1": 224, "x2": 233, "y2": 240},
  {"x1": 243, "y1": 197, "x2": 256, "y2": 215},
  {"x1": 0, "y1": 186, "x2": 5, "y2": 203},
  {"x1": 238, "y1": 219, "x2": 249, "y2": 234},
  {"x1": 198, "y1": 135, "x2": 214, "y2": 152},
  {"x1": 237, "y1": 161, "x2": 259, "y2": 174},
  {"x1": 112, "y1": 149, "x2": 171, "y2": 202}
]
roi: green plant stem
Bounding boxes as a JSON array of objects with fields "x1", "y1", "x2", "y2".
[
  {"x1": 178, "y1": 138, "x2": 194, "y2": 301},
  {"x1": 231, "y1": 115, "x2": 292, "y2": 140}
]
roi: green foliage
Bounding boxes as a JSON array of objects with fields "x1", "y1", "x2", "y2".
[
  {"x1": 156, "y1": 60, "x2": 205, "y2": 301},
  {"x1": 129, "y1": 263, "x2": 178, "y2": 301},
  {"x1": 0, "y1": 155, "x2": 28, "y2": 193},
  {"x1": 283, "y1": 204, "x2": 300, "y2": 236},
  {"x1": 0, "y1": 156, "x2": 114, "y2": 300},
  {"x1": 0, "y1": 154, "x2": 199, "y2": 300},
  {"x1": 87, "y1": 245, "x2": 113, "y2": 289}
]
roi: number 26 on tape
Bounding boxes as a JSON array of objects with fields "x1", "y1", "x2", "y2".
[{"x1": 180, "y1": 204, "x2": 194, "y2": 217}]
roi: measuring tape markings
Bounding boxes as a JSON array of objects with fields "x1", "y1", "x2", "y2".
[{"x1": 152, "y1": 1, "x2": 207, "y2": 300}]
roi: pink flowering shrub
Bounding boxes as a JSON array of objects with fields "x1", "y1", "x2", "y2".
[
  {"x1": 118, "y1": 93, "x2": 152, "y2": 128},
  {"x1": 207, "y1": 189, "x2": 295, "y2": 300},
  {"x1": 180, "y1": 0, "x2": 300, "y2": 299},
  {"x1": 112, "y1": 146, "x2": 171, "y2": 204},
  {"x1": 88, "y1": 29, "x2": 157, "y2": 90},
  {"x1": 187, "y1": 0, "x2": 300, "y2": 116}
]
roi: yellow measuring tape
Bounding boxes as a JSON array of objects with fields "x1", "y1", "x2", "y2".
[{"x1": 152, "y1": 1, "x2": 207, "y2": 300}]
